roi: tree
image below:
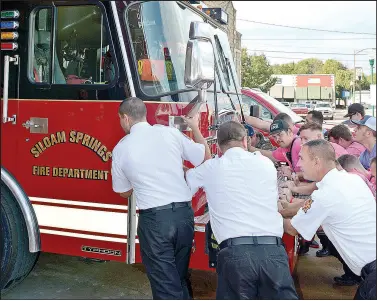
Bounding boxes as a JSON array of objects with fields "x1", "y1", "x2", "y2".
[
  {"x1": 366, "y1": 74, "x2": 376, "y2": 84},
  {"x1": 321, "y1": 59, "x2": 346, "y2": 75},
  {"x1": 334, "y1": 69, "x2": 353, "y2": 97},
  {"x1": 293, "y1": 58, "x2": 323, "y2": 74},
  {"x1": 241, "y1": 48, "x2": 276, "y2": 92},
  {"x1": 272, "y1": 62, "x2": 296, "y2": 75}
]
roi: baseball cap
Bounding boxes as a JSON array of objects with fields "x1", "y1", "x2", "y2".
[
  {"x1": 344, "y1": 103, "x2": 365, "y2": 118},
  {"x1": 244, "y1": 124, "x2": 255, "y2": 137},
  {"x1": 270, "y1": 119, "x2": 290, "y2": 135},
  {"x1": 351, "y1": 116, "x2": 376, "y2": 131}
]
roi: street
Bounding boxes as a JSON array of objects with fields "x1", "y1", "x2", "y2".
[{"x1": 2, "y1": 246, "x2": 357, "y2": 300}]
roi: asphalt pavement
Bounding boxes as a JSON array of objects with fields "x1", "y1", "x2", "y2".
[{"x1": 2, "y1": 247, "x2": 357, "y2": 300}]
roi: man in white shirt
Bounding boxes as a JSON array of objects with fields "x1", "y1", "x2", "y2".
[
  {"x1": 284, "y1": 139, "x2": 376, "y2": 300},
  {"x1": 186, "y1": 121, "x2": 298, "y2": 300},
  {"x1": 111, "y1": 97, "x2": 211, "y2": 299}
]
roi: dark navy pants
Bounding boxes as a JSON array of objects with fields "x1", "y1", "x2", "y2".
[
  {"x1": 216, "y1": 244, "x2": 299, "y2": 300},
  {"x1": 354, "y1": 260, "x2": 376, "y2": 300},
  {"x1": 137, "y1": 205, "x2": 194, "y2": 300}
]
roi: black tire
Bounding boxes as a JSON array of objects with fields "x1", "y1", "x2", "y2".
[{"x1": 1, "y1": 183, "x2": 39, "y2": 294}]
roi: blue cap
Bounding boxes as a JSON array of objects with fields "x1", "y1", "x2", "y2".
[
  {"x1": 351, "y1": 116, "x2": 376, "y2": 131},
  {"x1": 244, "y1": 124, "x2": 255, "y2": 136}
]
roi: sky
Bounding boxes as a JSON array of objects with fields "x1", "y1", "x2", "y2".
[{"x1": 232, "y1": 1, "x2": 376, "y2": 75}]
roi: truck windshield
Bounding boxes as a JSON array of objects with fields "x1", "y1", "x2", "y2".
[{"x1": 124, "y1": 1, "x2": 240, "y2": 99}]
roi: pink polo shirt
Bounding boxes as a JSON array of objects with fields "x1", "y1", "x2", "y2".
[
  {"x1": 345, "y1": 141, "x2": 366, "y2": 157},
  {"x1": 272, "y1": 137, "x2": 302, "y2": 172},
  {"x1": 330, "y1": 142, "x2": 348, "y2": 158},
  {"x1": 293, "y1": 125, "x2": 300, "y2": 136},
  {"x1": 348, "y1": 170, "x2": 376, "y2": 197}
]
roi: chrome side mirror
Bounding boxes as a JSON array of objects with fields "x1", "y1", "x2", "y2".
[
  {"x1": 189, "y1": 21, "x2": 213, "y2": 41},
  {"x1": 184, "y1": 39, "x2": 215, "y2": 89}
]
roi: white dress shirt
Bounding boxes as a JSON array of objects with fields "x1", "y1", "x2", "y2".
[
  {"x1": 112, "y1": 122, "x2": 205, "y2": 209},
  {"x1": 291, "y1": 168, "x2": 376, "y2": 275},
  {"x1": 186, "y1": 147, "x2": 283, "y2": 244}
]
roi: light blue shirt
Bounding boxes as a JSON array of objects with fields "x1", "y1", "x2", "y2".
[{"x1": 359, "y1": 143, "x2": 376, "y2": 170}]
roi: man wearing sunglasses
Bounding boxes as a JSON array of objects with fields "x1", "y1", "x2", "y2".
[{"x1": 342, "y1": 103, "x2": 367, "y2": 128}]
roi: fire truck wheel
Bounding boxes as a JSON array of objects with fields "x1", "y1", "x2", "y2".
[{"x1": 1, "y1": 184, "x2": 39, "y2": 293}]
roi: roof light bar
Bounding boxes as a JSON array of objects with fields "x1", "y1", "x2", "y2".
[
  {"x1": 1, "y1": 42, "x2": 18, "y2": 51},
  {"x1": 1, "y1": 10, "x2": 20, "y2": 19},
  {"x1": 1, "y1": 32, "x2": 19, "y2": 40},
  {"x1": 1, "y1": 21, "x2": 19, "y2": 30}
]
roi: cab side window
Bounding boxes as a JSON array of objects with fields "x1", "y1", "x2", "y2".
[
  {"x1": 241, "y1": 95, "x2": 273, "y2": 120},
  {"x1": 30, "y1": 5, "x2": 116, "y2": 85}
]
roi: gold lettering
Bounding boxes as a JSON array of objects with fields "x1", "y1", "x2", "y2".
[
  {"x1": 91, "y1": 139, "x2": 101, "y2": 152},
  {"x1": 74, "y1": 169, "x2": 80, "y2": 178},
  {"x1": 53, "y1": 167, "x2": 59, "y2": 177},
  {"x1": 58, "y1": 168, "x2": 64, "y2": 177},
  {"x1": 50, "y1": 134, "x2": 58, "y2": 146},
  {"x1": 30, "y1": 147, "x2": 40, "y2": 158},
  {"x1": 88, "y1": 137, "x2": 95, "y2": 148},
  {"x1": 63, "y1": 168, "x2": 69, "y2": 177},
  {"x1": 92, "y1": 170, "x2": 98, "y2": 180},
  {"x1": 103, "y1": 171, "x2": 109, "y2": 181},
  {"x1": 102, "y1": 151, "x2": 112, "y2": 162},
  {"x1": 38, "y1": 141, "x2": 46, "y2": 152},
  {"x1": 76, "y1": 132, "x2": 84, "y2": 144},
  {"x1": 68, "y1": 169, "x2": 74, "y2": 177},
  {"x1": 43, "y1": 136, "x2": 52, "y2": 148},
  {"x1": 69, "y1": 131, "x2": 76, "y2": 143},
  {"x1": 82, "y1": 134, "x2": 91, "y2": 147},
  {"x1": 86, "y1": 170, "x2": 93, "y2": 179},
  {"x1": 56, "y1": 131, "x2": 66, "y2": 143},
  {"x1": 97, "y1": 145, "x2": 107, "y2": 157}
]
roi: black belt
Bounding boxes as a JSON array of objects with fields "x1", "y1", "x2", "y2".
[
  {"x1": 139, "y1": 201, "x2": 190, "y2": 214},
  {"x1": 219, "y1": 236, "x2": 282, "y2": 250}
]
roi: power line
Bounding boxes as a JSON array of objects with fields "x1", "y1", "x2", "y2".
[
  {"x1": 242, "y1": 43, "x2": 375, "y2": 51},
  {"x1": 237, "y1": 19, "x2": 377, "y2": 36},
  {"x1": 242, "y1": 38, "x2": 376, "y2": 41},
  {"x1": 247, "y1": 49, "x2": 368, "y2": 56},
  {"x1": 264, "y1": 56, "x2": 371, "y2": 62}
]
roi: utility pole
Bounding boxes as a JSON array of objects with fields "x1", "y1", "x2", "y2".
[
  {"x1": 370, "y1": 58, "x2": 375, "y2": 84},
  {"x1": 356, "y1": 67, "x2": 363, "y2": 104},
  {"x1": 353, "y1": 50, "x2": 356, "y2": 103}
]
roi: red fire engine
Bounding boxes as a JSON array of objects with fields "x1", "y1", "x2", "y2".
[{"x1": 1, "y1": 0, "x2": 298, "y2": 293}]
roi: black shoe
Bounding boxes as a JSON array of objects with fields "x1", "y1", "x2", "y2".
[
  {"x1": 298, "y1": 243, "x2": 310, "y2": 255},
  {"x1": 316, "y1": 248, "x2": 331, "y2": 257},
  {"x1": 334, "y1": 274, "x2": 361, "y2": 286}
]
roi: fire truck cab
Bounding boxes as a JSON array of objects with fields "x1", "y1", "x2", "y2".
[{"x1": 1, "y1": 0, "x2": 298, "y2": 293}]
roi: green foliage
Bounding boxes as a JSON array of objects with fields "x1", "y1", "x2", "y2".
[
  {"x1": 241, "y1": 48, "x2": 276, "y2": 92},
  {"x1": 293, "y1": 58, "x2": 324, "y2": 74},
  {"x1": 321, "y1": 59, "x2": 346, "y2": 75},
  {"x1": 272, "y1": 62, "x2": 296, "y2": 74},
  {"x1": 241, "y1": 51, "x2": 374, "y2": 97}
]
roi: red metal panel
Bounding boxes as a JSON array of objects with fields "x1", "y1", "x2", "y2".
[{"x1": 296, "y1": 75, "x2": 334, "y2": 87}]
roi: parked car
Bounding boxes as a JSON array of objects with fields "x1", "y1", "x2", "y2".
[
  {"x1": 290, "y1": 103, "x2": 309, "y2": 116},
  {"x1": 281, "y1": 101, "x2": 290, "y2": 107},
  {"x1": 313, "y1": 103, "x2": 334, "y2": 120}
]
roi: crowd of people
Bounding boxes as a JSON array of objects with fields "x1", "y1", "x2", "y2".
[{"x1": 111, "y1": 97, "x2": 376, "y2": 300}]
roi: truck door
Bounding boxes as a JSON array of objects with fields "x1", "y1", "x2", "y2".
[
  {"x1": 14, "y1": 3, "x2": 134, "y2": 262},
  {"x1": 1, "y1": 7, "x2": 22, "y2": 175}
]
